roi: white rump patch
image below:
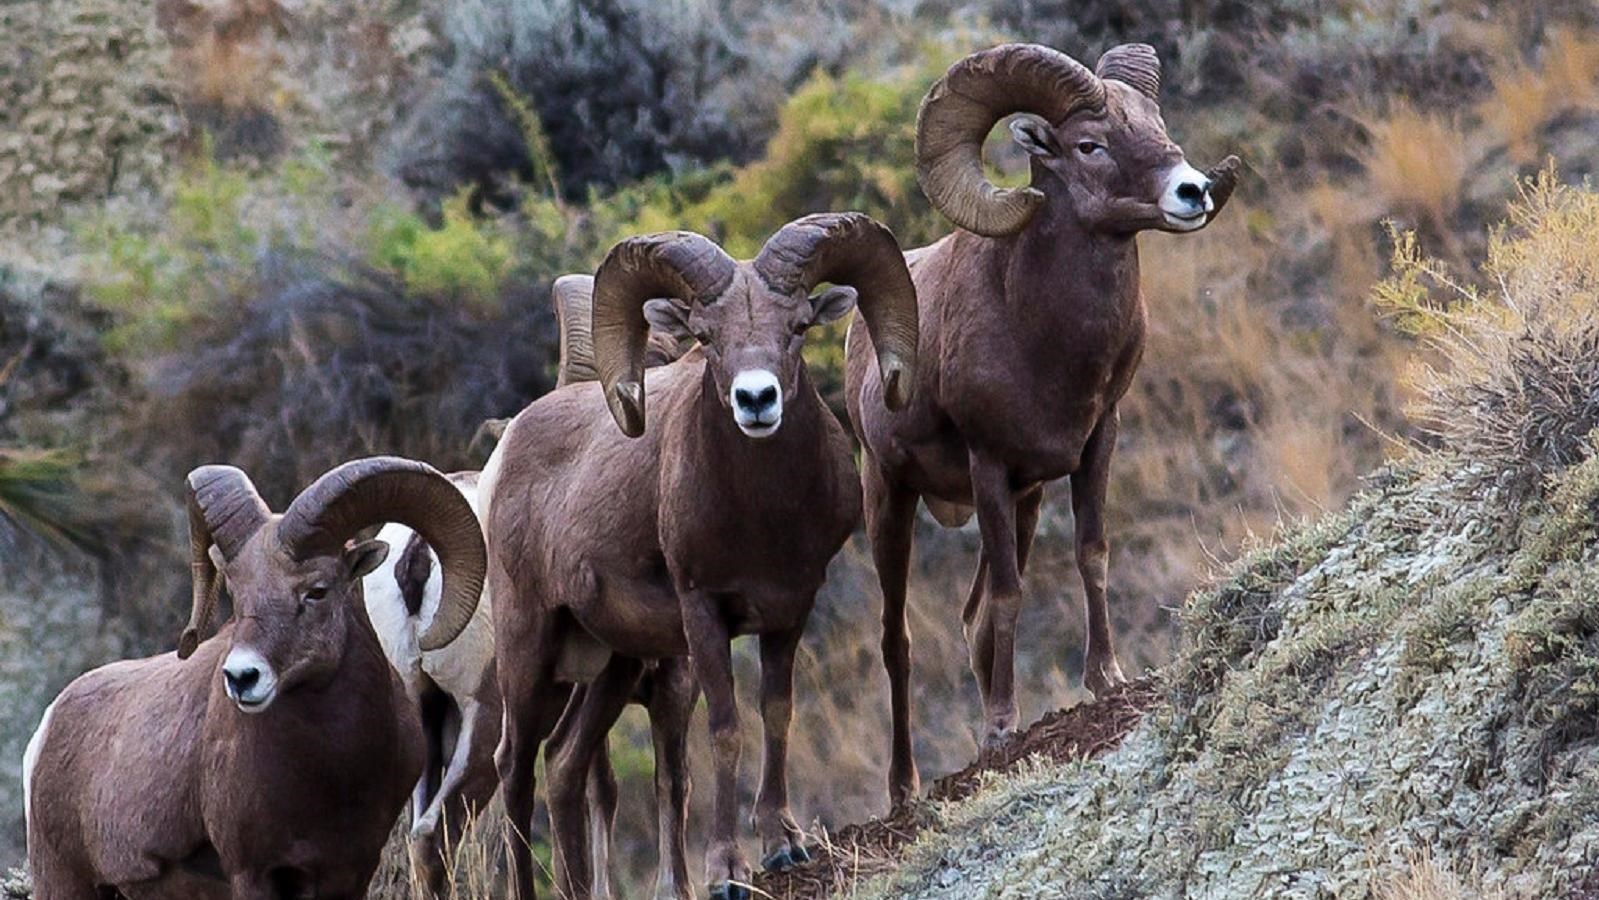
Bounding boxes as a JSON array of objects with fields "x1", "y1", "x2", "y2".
[{"x1": 22, "y1": 699, "x2": 55, "y2": 831}]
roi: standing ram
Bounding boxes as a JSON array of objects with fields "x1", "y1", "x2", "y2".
[
  {"x1": 845, "y1": 43, "x2": 1241, "y2": 804},
  {"x1": 23, "y1": 457, "x2": 485, "y2": 900},
  {"x1": 480, "y1": 212, "x2": 919, "y2": 900},
  {"x1": 364, "y1": 466, "x2": 696, "y2": 897}
]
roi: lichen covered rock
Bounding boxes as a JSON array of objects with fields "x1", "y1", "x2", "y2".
[
  {"x1": 0, "y1": 1, "x2": 182, "y2": 227},
  {"x1": 869, "y1": 451, "x2": 1599, "y2": 898}
]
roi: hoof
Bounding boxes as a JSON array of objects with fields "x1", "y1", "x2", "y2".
[
  {"x1": 709, "y1": 882, "x2": 751, "y2": 900},
  {"x1": 981, "y1": 727, "x2": 1014, "y2": 753},
  {"x1": 761, "y1": 847, "x2": 795, "y2": 873},
  {"x1": 792, "y1": 843, "x2": 812, "y2": 864}
]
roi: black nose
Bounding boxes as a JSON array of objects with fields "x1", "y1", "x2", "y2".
[
  {"x1": 1176, "y1": 181, "x2": 1206, "y2": 205},
  {"x1": 734, "y1": 385, "x2": 778, "y2": 412},
  {"x1": 225, "y1": 667, "x2": 260, "y2": 694}
]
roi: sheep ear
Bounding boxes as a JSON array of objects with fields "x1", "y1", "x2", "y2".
[
  {"x1": 345, "y1": 539, "x2": 390, "y2": 579},
  {"x1": 1009, "y1": 115, "x2": 1059, "y2": 158},
  {"x1": 809, "y1": 286, "x2": 858, "y2": 326},
  {"x1": 642, "y1": 298, "x2": 694, "y2": 342}
]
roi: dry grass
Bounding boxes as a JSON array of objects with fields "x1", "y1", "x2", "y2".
[
  {"x1": 1487, "y1": 61, "x2": 1556, "y2": 165},
  {"x1": 368, "y1": 799, "x2": 517, "y2": 899},
  {"x1": 179, "y1": 32, "x2": 277, "y2": 111},
  {"x1": 1546, "y1": 29, "x2": 1599, "y2": 109},
  {"x1": 1370, "y1": 848, "x2": 1508, "y2": 900},
  {"x1": 1375, "y1": 169, "x2": 1599, "y2": 491},
  {"x1": 1359, "y1": 102, "x2": 1470, "y2": 232},
  {"x1": 1483, "y1": 29, "x2": 1599, "y2": 166}
]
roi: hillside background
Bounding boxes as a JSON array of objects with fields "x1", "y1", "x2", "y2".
[{"x1": 3, "y1": 0, "x2": 1599, "y2": 894}]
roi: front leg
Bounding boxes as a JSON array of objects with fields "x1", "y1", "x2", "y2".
[
  {"x1": 753, "y1": 625, "x2": 811, "y2": 873},
  {"x1": 678, "y1": 586, "x2": 751, "y2": 900},
  {"x1": 967, "y1": 450, "x2": 1024, "y2": 746},
  {"x1": 1072, "y1": 410, "x2": 1127, "y2": 697}
]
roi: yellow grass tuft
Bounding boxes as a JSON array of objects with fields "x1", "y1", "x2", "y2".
[
  {"x1": 1370, "y1": 848, "x2": 1507, "y2": 900},
  {"x1": 1546, "y1": 28, "x2": 1599, "y2": 109},
  {"x1": 1360, "y1": 102, "x2": 1468, "y2": 231},
  {"x1": 1486, "y1": 60, "x2": 1555, "y2": 165}
]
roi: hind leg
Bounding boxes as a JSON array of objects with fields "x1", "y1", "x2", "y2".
[
  {"x1": 413, "y1": 682, "x2": 502, "y2": 897},
  {"x1": 646, "y1": 658, "x2": 696, "y2": 900},
  {"x1": 496, "y1": 607, "x2": 567, "y2": 900},
  {"x1": 584, "y1": 740, "x2": 620, "y2": 899},
  {"x1": 546, "y1": 656, "x2": 642, "y2": 900},
  {"x1": 25, "y1": 848, "x2": 104, "y2": 900}
]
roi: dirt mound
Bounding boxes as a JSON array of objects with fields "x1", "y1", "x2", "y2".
[{"x1": 754, "y1": 679, "x2": 1160, "y2": 900}]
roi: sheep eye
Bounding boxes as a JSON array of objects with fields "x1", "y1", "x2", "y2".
[
  {"x1": 303, "y1": 586, "x2": 329, "y2": 604},
  {"x1": 1076, "y1": 141, "x2": 1103, "y2": 156}
]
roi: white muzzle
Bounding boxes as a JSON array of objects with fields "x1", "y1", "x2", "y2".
[
  {"x1": 1159, "y1": 161, "x2": 1213, "y2": 231},
  {"x1": 730, "y1": 370, "x2": 782, "y2": 438}
]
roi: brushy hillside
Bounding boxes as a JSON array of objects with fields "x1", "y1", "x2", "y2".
[
  {"x1": 846, "y1": 176, "x2": 1599, "y2": 898},
  {"x1": 5, "y1": 0, "x2": 1599, "y2": 894}
]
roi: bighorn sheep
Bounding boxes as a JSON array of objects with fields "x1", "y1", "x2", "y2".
[
  {"x1": 24, "y1": 457, "x2": 486, "y2": 900},
  {"x1": 362, "y1": 471, "x2": 502, "y2": 897},
  {"x1": 364, "y1": 466, "x2": 695, "y2": 897},
  {"x1": 480, "y1": 212, "x2": 918, "y2": 900},
  {"x1": 845, "y1": 42, "x2": 1240, "y2": 803}
]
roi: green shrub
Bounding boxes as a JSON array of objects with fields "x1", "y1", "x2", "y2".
[
  {"x1": 76, "y1": 149, "x2": 260, "y2": 350},
  {"x1": 365, "y1": 191, "x2": 515, "y2": 311}
]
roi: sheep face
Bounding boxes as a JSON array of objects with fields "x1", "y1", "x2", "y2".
[
  {"x1": 643, "y1": 268, "x2": 857, "y2": 439},
  {"x1": 212, "y1": 528, "x2": 391, "y2": 713},
  {"x1": 1008, "y1": 80, "x2": 1216, "y2": 235}
]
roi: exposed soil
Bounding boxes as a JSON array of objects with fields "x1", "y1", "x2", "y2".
[{"x1": 753, "y1": 678, "x2": 1161, "y2": 900}]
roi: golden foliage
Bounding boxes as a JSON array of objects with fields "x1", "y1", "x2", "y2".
[
  {"x1": 1359, "y1": 102, "x2": 1468, "y2": 230},
  {"x1": 1376, "y1": 168, "x2": 1599, "y2": 484}
]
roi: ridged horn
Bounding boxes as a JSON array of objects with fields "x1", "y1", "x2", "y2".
[
  {"x1": 755, "y1": 213, "x2": 920, "y2": 410},
  {"x1": 916, "y1": 43, "x2": 1105, "y2": 237},
  {"x1": 278, "y1": 457, "x2": 486, "y2": 652},
  {"x1": 180, "y1": 465, "x2": 270, "y2": 659},
  {"x1": 1205, "y1": 155, "x2": 1243, "y2": 224},
  {"x1": 1095, "y1": 43, "x2": 1161, "y2": 100},
  {"x1": 591, "y1": 232, "x2": 736, "y2": 436}
]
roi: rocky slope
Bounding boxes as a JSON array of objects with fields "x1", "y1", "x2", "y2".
[{"x1": 846, "y1": 446, "x2": 1599, "y2": 898}]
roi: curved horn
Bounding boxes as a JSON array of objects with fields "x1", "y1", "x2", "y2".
[
  {"x1": 1095, "y1": 43, "x2": 1161, "y2": 100},
  {"x1": 916, "y1": 43, "x2": 1106, "y2": 237},
  {"x1": 278, "y1": 457, "x2": 486, "y2": 651},
  {"x1": 591, "y1": 232, "x2": 736, "y2": 436},
  {"x1": 755, "y1": 212, "x2": 919, "y2": 410},
  {"x1": 180, "y1": 465, "x2": 269, "y2": 659},
  {"x1": 1205, "y1": 155, "x2": 1243, "y2": 224}
]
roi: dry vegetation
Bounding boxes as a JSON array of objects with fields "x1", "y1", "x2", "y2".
[{"x1": 3, "y1": 0, "x2": 1599, "y2": 896}]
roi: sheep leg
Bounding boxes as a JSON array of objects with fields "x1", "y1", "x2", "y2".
[
  {"x1": 410, "y1": 695, "x2": 495, "y2": 898},
  {"x1": 753, "y1": 624, "x2": 810, "y2": 873},
  {"x1": 679, "y1": 587, "x2": 751, "y2": 900},
  {"x1": 23, "y1": 850, "x2": 101, "y2": 900},
  {"x1": 647, "y1": 657, "x2": 697, "y2": 900},
  {"x1": 968, "y1": 450, "x2": 1024, "y2": 747},
  {"x1": 496, "y1": 613, "x2": 566, "y2": 900},
  {"x1": 1016, "y1": 485, "x2": 1044, "y2": 575},
  {"x1": 547, "y1": 655, "x2": 642, "y2": 900},
  {"x1": 1072, "y1": 410, "x2": 1127, "y2": 698},
  {"x1": 864, "y1": 459, "x2": 921, "y2": 806},
  {"x1": 585, "y1": 736, "x2": 621, "y2": 900}
]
